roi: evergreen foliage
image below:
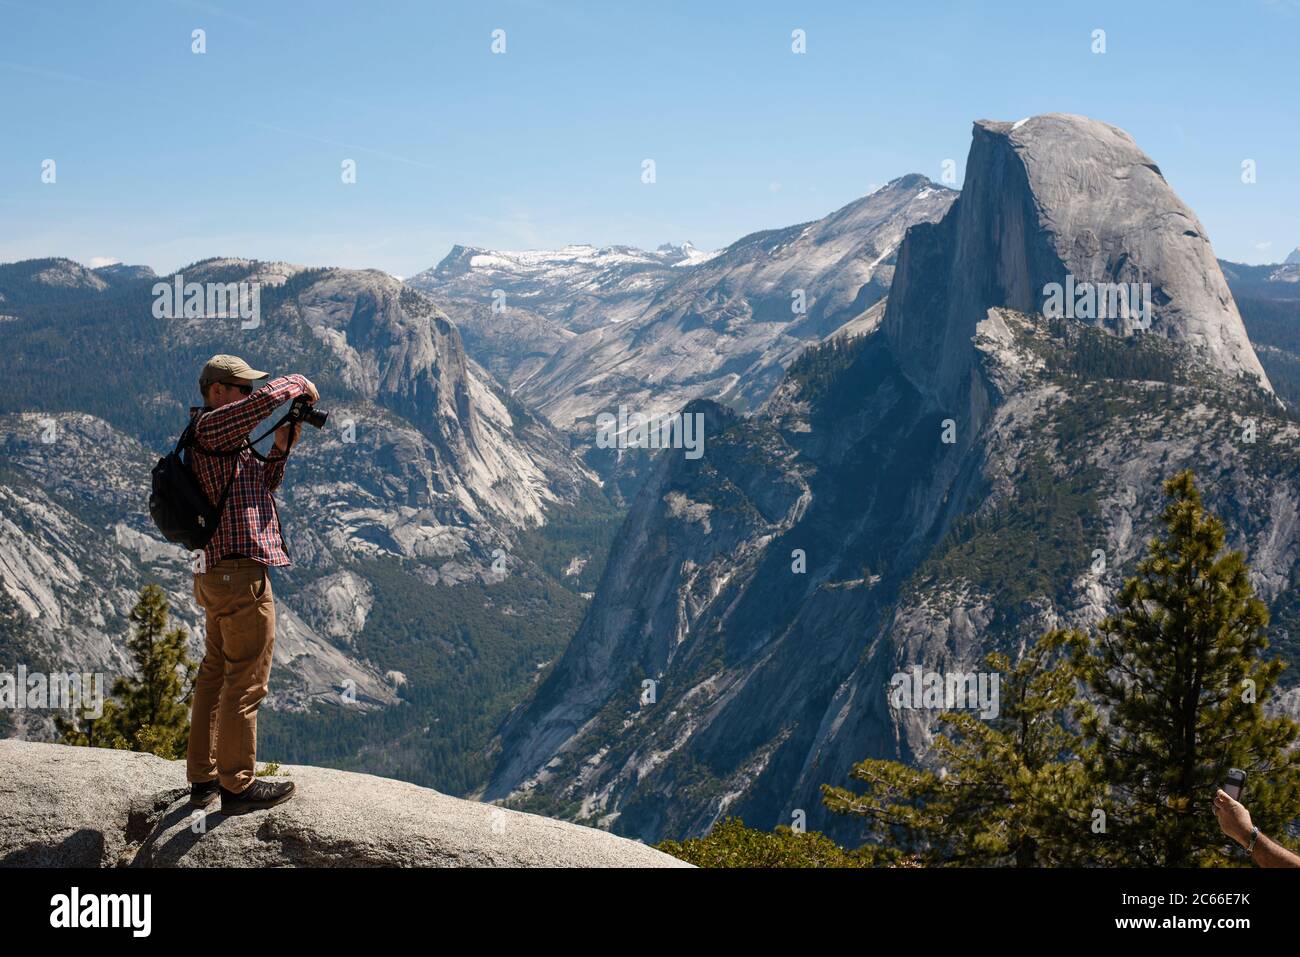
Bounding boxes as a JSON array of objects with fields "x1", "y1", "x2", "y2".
[
  {"x1": 57, "y1": 583, "x2": 197, "y2": 758},
  {"x1": 819, "y1": 471, "x2": 1300, "y2": 867},
  {"x1": 655, "y1": 817, "x2": 873, "y2": 868},
  {"x1": 1065, "y1": 470, "x2": 1300, "y2": 866},
  {"x1": 822, "y1": 634, "x2": 1094, "y2": 866}
]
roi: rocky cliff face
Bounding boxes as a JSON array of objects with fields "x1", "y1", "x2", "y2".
[
  {"x1": 1219, "y1": 258, "x2": 1300, "y2": 300},
  {"x1": 412, "y1": 177, "x2": 956, "y2": 431},
  {"x1": 1218, "y1": 257, "x2": 1300, "y2": 406},
  {"x1": 484, "y1": 115, "x2": 1300, "y2": 845},
  {"x1": 0, "y1": 258, "x2": 155, "y2": 309},
  {"x1": 409, "y1": 242, "x2": 713, "y2": 333},
  {"x1": 0, "y1": 740, "x2": 687, "y2": 867},
  {"x1": 0, "y1": 412, "x2": 400, "y2": 724},
  {"x1": 886, "y1": 115, "x2": 1270, "y2": 411},
  {"x1": 0, "y1": 261, "x2": 600, "y2": 758}
]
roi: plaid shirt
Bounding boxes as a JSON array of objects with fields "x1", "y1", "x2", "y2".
[{"x1": 188, "y1": 374, "x2": 311, "y2": 570}]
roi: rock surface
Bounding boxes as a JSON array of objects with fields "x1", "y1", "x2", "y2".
[
  {"x1": 0, "y1": 252, "x2": 616, "y2": 830},
  {"x1": 885, "y1": 114, "x2": 1271, "y2": 407},
  {"x1": 0, "y1": 261, "x2": 600, "y2": 742},
  {"x1": 410, "y1": 242, "x2": 714, "y2": 334},
  {"x1": 413, "y1": 176, "x2": 956, "y2": 429},
  {"x1": 484, "y1": 115, "x2": 1300, "y2": 846},
  {"x1": 0, "y1": 739, "x2": 688, "y2": 867}
]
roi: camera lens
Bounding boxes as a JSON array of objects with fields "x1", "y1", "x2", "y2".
[{"x1": 290, "y1": 396, "x2": 327, "y2": 428}]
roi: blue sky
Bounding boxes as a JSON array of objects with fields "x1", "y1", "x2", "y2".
[{"x1": 2, "y1": 0, "x2": 1297, "y2": 277}]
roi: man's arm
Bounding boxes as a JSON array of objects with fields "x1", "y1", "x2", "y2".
[
  {"x1": 1249, "y1": 829, "x2": 1300, "y2": 868},
  {"x1": 1213, "y1": 789, "x2": 1300, "y2": 867},
  {"x1": 194, "y1": 374, "x2": 311, "y2": 451},
  {"x1": 262, "y1": 421, "x2": 301, "y2": 492}
]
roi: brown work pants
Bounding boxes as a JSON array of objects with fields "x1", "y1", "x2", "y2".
[{"x1": 186, "y1": 558, "x2": 276, "y2": 793}]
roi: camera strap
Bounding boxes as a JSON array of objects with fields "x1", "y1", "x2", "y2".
[
  {"x1": 188, "y1": 409, "x2": 298, "y2": 464},
  {"x1": 169, "y1": 407, "x2": 301, "y2": 554}
]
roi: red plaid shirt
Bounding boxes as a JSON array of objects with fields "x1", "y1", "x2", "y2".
[{"x1": 189, "y1": 374, "x2": 311, "y2": 570}]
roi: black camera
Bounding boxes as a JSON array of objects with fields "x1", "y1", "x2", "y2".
[{"x1": 288, "y1": 395, "x2": 328, "y2": 429}]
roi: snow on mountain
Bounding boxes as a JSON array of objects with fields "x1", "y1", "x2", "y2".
[
  {"x1": 409, "y1": 242, "x2": 717, "y2": 332},
  {"x1": 410, "y1": 176, "x2": 957, "y2": 431}
]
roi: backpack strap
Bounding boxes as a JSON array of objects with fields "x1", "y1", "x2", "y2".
[
  {"x1": 178, "y1": 411, "x2": 243, "y2": 525},
  {"x1": 176, "y1": 407, "x2": 301, "y2": 554}
]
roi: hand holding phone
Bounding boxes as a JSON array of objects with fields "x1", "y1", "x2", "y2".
[{"x1": 1224, "y1": 768, "x2": 1246, "y2": 802}]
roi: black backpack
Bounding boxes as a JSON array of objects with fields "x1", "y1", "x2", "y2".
[
  {"x1": 148, "y1": 413, "x2": 243, "y2": 551},
  {"x1": 150, "y1": 407, "x2": 298, "y2": 552}
]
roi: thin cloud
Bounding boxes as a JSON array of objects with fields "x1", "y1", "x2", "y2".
[
  {"x1": 158, "y1": 0, "x2": 259, "y2": 28},
  {"x1": 249, "y1": 122, "x2": 441, "y2": 171}
]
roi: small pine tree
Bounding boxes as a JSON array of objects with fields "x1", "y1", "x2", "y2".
[
  {"x1": 654, "y1": 817, "x2": 870, "y2": 868},
  {"x1": 1069, "y1": 470, "x2": 1300, "y2": 866},
  {"x1": 54, "y1": 674, "x2": 127, "y2": 749},
  {"x1": 57, "y1": 583, "x2": 196, "y2": 759},
  {"x1": 822, "y1": 634, "x2": 1093, "y2": 866}
]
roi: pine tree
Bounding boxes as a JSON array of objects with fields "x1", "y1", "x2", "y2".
[
  {"x1": 57, "y1": 584, "x2": 196, "y2": 759},
  {"x1": 655, "y1": 817, "x2": 870, "y2": 868},
  {"x1": 1069, "y1": 470, "x2": 1300, "y2": 866},
  {"x1": 822, "y1": 634, "x2": 1093, "y2": 866},
  {"x1": 821, "y1": 470, "x2": 1300, "y2": 867},
  {"x1": 54, "y1": 675, "x2": 127, "y2": 749}
]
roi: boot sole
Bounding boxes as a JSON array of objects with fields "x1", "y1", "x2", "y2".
[{"x1": 190, "y1": 793, "x2": 220, "y2": 810}]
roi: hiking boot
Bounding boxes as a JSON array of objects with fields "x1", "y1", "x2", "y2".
[
  {"x1": 220, "y1": 778, "x2": 296, "y2": 816},
  {"x1": 190, "y1": 780, "x2": 221, "y2": 809}
]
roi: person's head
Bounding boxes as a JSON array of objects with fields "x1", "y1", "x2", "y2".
[{"x1": 199, "y1": 354, "x2": 268, "y2": 408}]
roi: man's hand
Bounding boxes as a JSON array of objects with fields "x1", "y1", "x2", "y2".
[
  {"x1": 1212, "y1": 789, "x2": 1300, "y2": 867},
  {"x1": 271, "y1": 375, "x2": 317, "y2": 455},
  {"x1": 1212, "y1": 789, "x2": 1253, "y2": 847}
]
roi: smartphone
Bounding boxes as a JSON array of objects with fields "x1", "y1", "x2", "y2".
[{"x1": 1224, "y1": 768, "x2": 1247, "y2": 801}]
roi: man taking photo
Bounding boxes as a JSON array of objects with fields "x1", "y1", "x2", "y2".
[{"x1": 185, "y1": 355, "x2": 319, "y2": 816}]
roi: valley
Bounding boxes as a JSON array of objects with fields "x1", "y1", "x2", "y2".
[{"x1": 2, "y1": 114, "x2": 1298, "y2": 849}]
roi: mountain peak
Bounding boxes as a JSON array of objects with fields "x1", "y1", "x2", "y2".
[
  {"x1": 881, "y1": 172, "x2": 943, "y2": 192},
  {"x1": 885, "y1": 113, "x2": 1271, "y2": 404},
  {"x1": 974, "y1": 113, "x2": 1162, "y2": 178},
  {"x1": 91, "y1": 262, "x2": 156, "y2": 282},
  {"x1": 174, "y1": 257, "x2": 308, "y2": 288}
]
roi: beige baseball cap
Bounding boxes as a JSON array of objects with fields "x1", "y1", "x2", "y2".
[{"x1": 199, "y1": 354, "x2": 269, "y2": 392}]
